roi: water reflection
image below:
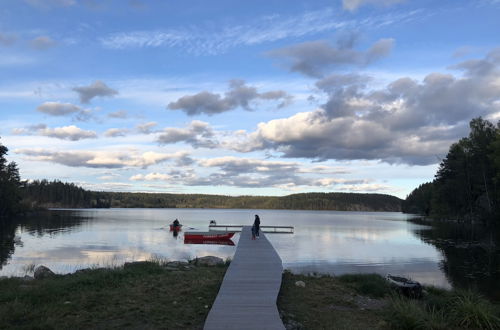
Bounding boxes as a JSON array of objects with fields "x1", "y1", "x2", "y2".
[
  {"x1": 1, "y1": 208, "x2": 495, "y2": 300},
  {"x1": 410, "y1": 218, "x2": 500, "y2": 300},
  {"x1": 0, "y1": 221, "x2": 17, "y2": 269},
  {"x1": 1, "y1": 211, "x2": 91, "y2": 270}
]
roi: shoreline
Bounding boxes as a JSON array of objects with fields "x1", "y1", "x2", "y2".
[{"x1": 1, "y1": 260, "x2": 498, "y2": 329}]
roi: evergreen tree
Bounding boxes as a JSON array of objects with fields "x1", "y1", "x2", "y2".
[
  {"x1": 0, "y1": 140, "x2": 22, "y2": 217},
  {"x1": 404, "y1": 117, "x2": 500, "y2": 222}
]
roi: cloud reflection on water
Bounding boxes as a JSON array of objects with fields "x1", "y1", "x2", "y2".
[{"x1": 1, "y1": 209, "x2": 447, "y2": 289}]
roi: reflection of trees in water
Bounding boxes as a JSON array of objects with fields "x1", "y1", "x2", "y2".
[
  {"x1": 411, "y1": 218, "x2": 500, "y2": 300},
  {"x1": 0, "y1": 211, "x2": 91, "y2": 269},
  {"x1": 19, "y1": 211, "x2": 91, "y2": 237},
  {"x1": 0, "y1": 221, "x2": 18, "y2": 270}
]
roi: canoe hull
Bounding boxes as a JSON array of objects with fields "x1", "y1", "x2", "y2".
[
  {"x1": 184, "y1": 232, "x2": 235, "y2": 240},
  {"x1": 386, "y1": 274, "x2": 422, "y2": 298}
]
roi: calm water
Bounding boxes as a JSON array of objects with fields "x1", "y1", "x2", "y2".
[{"x1": 1, "y1": 208, "x2": 498, "y2": 298}]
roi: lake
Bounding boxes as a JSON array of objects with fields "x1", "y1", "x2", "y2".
[{"x1": 1, "y1": 208, "x2": 499, "y2": 299}]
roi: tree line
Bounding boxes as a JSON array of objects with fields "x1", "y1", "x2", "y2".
[
  {"x1": 102, "y1": 191, "x2": 402, "y2": 211},
  {"x1": 402, "y1": 118, "x2": 500, "y2": 223},
  {"x1": 1, "y1": 138, "x2": 402, "y2": 216},
  {"x1": 19, "y1": 184, "x2": 402, "y2": 212}
]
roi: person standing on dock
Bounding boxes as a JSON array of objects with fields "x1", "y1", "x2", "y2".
[{"x1": 254, "y1": 214, "x2": 260, "y2": 238}]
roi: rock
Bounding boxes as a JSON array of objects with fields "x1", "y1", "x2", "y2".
[
  {"x1": 64, "y1": 301, "x2": 71, "y2": 305},
  {"x1": 165, "y1": 266, "x2": 179, "y2": 271},
  {"x1": 204, "y1": 305, "x2": 209, "y2": 309},
  {"x1": 295, "y1": 280, "x2": 306, "y2": 288},
  {"x1": 22, "y1": 275, "x2": 34, "y2": 281},
  {"x1": 34, "y1": 266, "x2": 55, "y2": 279},
  {"x1": 196, "y1": 256, "x2": 224, "y2": 266},
  {"x1": 167, "y1": 261, "x2": 188, "y2": 267}
]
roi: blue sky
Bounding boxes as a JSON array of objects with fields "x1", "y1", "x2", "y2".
[{"x1": 1, "y1": 0, "x2": 499, "y2": 198}]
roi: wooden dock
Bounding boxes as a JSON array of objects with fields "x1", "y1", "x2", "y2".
[
  {"x1": 204, "y1": 226, "x2": 285, "y2": 330},
  {"x1": 209, "y1": 224, "x2": 294, "y2": 233}
]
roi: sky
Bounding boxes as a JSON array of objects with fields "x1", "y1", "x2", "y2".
[{"x1": 1, "y1": 0, "x2": 499, "y2": 199}]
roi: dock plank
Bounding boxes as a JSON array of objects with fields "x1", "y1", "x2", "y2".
[{"x1": 204, "y1": 226, "x2": 285, "y2": 330}]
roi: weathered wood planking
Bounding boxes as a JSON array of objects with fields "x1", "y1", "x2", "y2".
[{"x1": 204, "y1": 226, "x2": 285, "y2": 330}]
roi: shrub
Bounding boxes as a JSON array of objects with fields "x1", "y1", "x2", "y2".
[{"x1": 449, "y1": 290, "x2": 500, "y2": 330}]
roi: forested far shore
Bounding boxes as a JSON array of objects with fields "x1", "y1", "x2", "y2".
[
  {"x1": 20, "y1": 180, "x2": 402, "y2": 212},
  {"x1": 403, "y1": 117, "x2": 500, "y2": 224},
  {"x1": 1, "y1": 138, "x2": 401, "y2": 217}
]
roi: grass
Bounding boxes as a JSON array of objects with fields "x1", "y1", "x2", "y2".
[
  {"x1": 337, "y1": 273, "x2": 391, "y2": 298},
  {"x1": 0, "y1": 260, "x2": 227, "y2": 329},
  {"x1": 385, "y1": 287, "x2": 500, "y2": 330},
  {"x1": 278, "y1": 271, "x2": 389, "y2": 330},
  {"x1": 279, "y1": 272, "x2": 500, "y2": 330},
  {"x1": 449, "y1": 290, "x2": 500, "y2": 330},
  {"x1": 2, "y1": 265, "x2": 499, "y2": 330}
]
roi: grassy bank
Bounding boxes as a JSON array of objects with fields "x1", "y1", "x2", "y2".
[
  {"x1": 0, "y1": 260, "x2": 226, "y2": 329},
  {"x1": 278, "y1": 272, "x2": 500, "y2": 330},
  {"x1": 1, "y1": 265, "x2": 499, "y2": 329}
]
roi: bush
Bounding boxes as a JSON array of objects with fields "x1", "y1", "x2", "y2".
[
  {"x1": 385, "y1": 295, "x2": 427, "y2": 329},
  {"x1": 449, "y1": 290, "x2": 500, "y2": 330},
  {"x1": 338, "y1": 273, "x2": 391, "y2": 298}
]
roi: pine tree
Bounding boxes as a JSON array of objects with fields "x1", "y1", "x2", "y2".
[{"x1": 0, "y1": 140, "x2": 22, "y2": 217}]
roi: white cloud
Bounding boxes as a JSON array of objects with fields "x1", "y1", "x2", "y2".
[
  {"x1": 343, "y1": 0, "x2": 405, "y2": 11},
  {"x1": 73, "y1": 80, "x2": 118, "y2": 104},
  {"x1": 24, "y1": 0, "x2": 76, "y2": 8},
  {"x1": 40, "y1": 125, "x2": 97, "y2": 141},
  {"x1": 233, "y1": 49, "x2": 500, "y2": 165},
  {"x1": 14, "y1": 148, "x2": 190, "y2": 169},
  {"x1": 12, "y1": 124, "x2": 97, "y2": 141},
  {"x1": 104, "y1": 128, "x2": 129, "y2": 137},
  {"x1": 167, "y1": 79, "x2": 292, "y2": 115},
  {"x1": 130, "y1": 173, "x2": 173, "y2": 181},
  {"x1": 156, "y1": 120, "x2": 217, "y2": 148},
  {"x1": 136, "y1": 122, "x2": 158, "y2": 134},
  {"x1": 0, "y1": 33, "x2": 16, "y2": 46},
  {"x1": 100, "y1": 8, "x2": 422, "y2": 55},
  {"x1": 108, "y1": 110, "x2": 128, "y2": 119},
  {"x1": 36, "y1": 101, "x2": 82, "y2": 116},
  {"x1": 268, "y1": 38, "x2": 394, "y2": 77},
  {"x1": 29, "y1": 36, "x2": 56, "y2": 50}
]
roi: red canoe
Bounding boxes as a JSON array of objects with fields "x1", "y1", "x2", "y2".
[
  {"x1": 184, "y1": 238, "x2": 235, "y2": 246},
  {"x1": 169, "y1": 224, "x2": 183, "y2": 231},
  {"x1": 184, "y1": 231, "x2": 235, "y2": 240}
]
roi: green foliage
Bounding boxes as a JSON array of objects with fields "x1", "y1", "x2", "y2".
[
  {"x1": 278, "y1": 271, "x2": 388, "y2": 330},
  {"x1": 402, "y1": 182, "x2": 434, "y2": 215},
  {"x1": 386, "y1": 288, "x2": 500, "y2": 330},
  {"x1": 88, "y1": 191, "x2": 402, "y2": 211},
  {"x1": 338, "y1": 273, "x2": 391, "y2": 298},
  {"x1": 449, "y1": 290, "x2": 500, "y2": 330},
  {"x1": 21, "y1": 184, "x2": 402, "y2": 211},
  {"x1": 385, "y1": 296, "x2": 428, "y2": 329},
  {"x1": 0, "y1": 140, "x2": 22, "y2": 217},
  {"x1": 21, "y1": 179, "x2": 111, "y2": 209},
  {"x1": 0, "y1": 261, "x2": 227, "y2": 329},
  {"x1": 403, "y1": 117, "x2": 500, "y2": 222}
]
